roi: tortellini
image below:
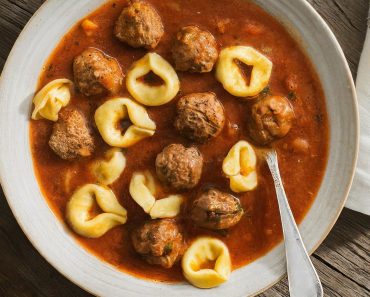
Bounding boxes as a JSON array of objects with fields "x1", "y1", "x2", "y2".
[
  {"x1": 31, "y1": 78, "x2": 73, "y2": 121},
  {"x1": 215, "y1": 46, "x2": 272, "y2": 98},
  {"x1": 126, "y1": 53, "x2": 180, "y2": 106},
  {"x1": 129, "y1": 171, "x2": 183, "y2": 218},
  {"x1": 94, "y1": 97, "x2": 156, "y2": 148},
  {"x1": 222, "y1": 140, "x2": 258, "y2": 193},
  {"x1": 92, "y1": 148, "x2": 126, "y2": 185},
  {"x1": 66, "y1": 184, "x2": 127, "y2": 238},
  {"x1": 182, "y1": 237, "x2": 231, "y2": 289},
  {"x1": 129, "y1": 171, "x2": 156, "y2": 213},
  {"x1": 149, "y1": 195, "x2": 184, "y2": 219}
]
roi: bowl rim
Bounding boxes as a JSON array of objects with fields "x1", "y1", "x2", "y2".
[{"x1": 0, "y1": 0, "x2": 359, "y2": 296}]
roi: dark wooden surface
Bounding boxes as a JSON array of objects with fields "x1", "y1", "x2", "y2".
[{"x1": 0, "y1": 0, "x2": 369, "y2": 296}]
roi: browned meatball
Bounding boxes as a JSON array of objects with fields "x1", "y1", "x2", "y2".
[
  {"x1": 114, "y1": 0, "x2": 164, "y2": 49},
  {"x1": 131, "y1": 219, "x2": 185, "y2": 268},
  {"x1": 249, "y1": 96, "x2": 295, "y2": 145},
  {"x1": 172, "y1": 26, "x2": 218, "y2": 73},
  {"x1": 174, "y1": 92, "x2": 225, "y2": 143},
  {"x1": 49, "y1": 109, "x2": 95, "y2": 160},
  {"x1": 156, "y1": 144, "x2": 203, "y2": 190},
  {"x1": 73, "y1": 48, "x2": 123, "y2": 96},
  {"x1": 190, "y1": 189, "x2": 243, "y2": 230}
]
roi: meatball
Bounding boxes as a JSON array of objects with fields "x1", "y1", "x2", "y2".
[
  {"x1": 156, "y1": 144, "x2": 203, "y2": 190},
  {"x1": 73, "y1": 48, "x2": 123, "y2": 97},
  {"x1": 172, "y1": 26, "x2": 218, "y2": 73},
  {"x1": 131, "y1": 219, "x2": 185, "y2": 268},
  {"x1": 174, "y1": 92, "x2": 225, "y2": 143},
  {"x1": 49, "y1": 109, "x2": 95, "y2": 160},
  {"x1": 248, "y1": 96, "x2": 295, "y2": 145},
  {"x1": 190, "y1": 189, "x2": 244, "y2": 230},
  {"x1": 114, "y1": 0, "x2": 164, "y2": 49}
]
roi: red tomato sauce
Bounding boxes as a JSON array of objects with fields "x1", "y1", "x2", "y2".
[{"x1": 30, "y1": 0, "x2": 329, "y2": 282}]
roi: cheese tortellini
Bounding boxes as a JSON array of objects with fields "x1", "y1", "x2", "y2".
[
  {"x1": 129, "y1": 171, "x2": 156, "y2": 213},
  {"x1": 92, "y1": 148, "x2": 126, "y2": 185},
  {"x1": 94, "y1": 97, "x2": 156, "y2": 148},
  {"x1": 66, "y1": 184, "x2": 127, "y2": 238},
  {"x1": 31, "y1": 78, "x2": 73, "y2": 121},
  {"x1": 126, "y1": 53, "x2": 180, "y2": 106},
  {"x1": 129, "y1": 171, "x2": 183, "y2": 218},
  {"x1": 223, "y1": 140, "x2": 258, "y2": 193},
  {"x1": 149, "y1": 195, "x2": 184, "y2": 219},
  {"x1": 182, "y1": 237, "x2": 231, "y2": 289},
  {"x1": 215, "y1": 46, "x2": 272, "y2": 98}
]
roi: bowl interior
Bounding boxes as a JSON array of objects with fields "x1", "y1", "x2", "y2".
[{"x1": 0, "y1": 0, "x2": 358, "y2": 296}]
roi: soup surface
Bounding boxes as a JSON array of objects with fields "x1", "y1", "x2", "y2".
[{"x1": 30, "y1": 0, "x2": 329, "y2": 282}]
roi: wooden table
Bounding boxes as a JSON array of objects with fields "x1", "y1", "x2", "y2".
[{"x1": 0, "y1": 1, "x2": 369, "y2": 296}]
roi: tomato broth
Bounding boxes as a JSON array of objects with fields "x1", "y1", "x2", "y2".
[{"x1": 30, "y1": 0, "x2": 329, "y2": 282}]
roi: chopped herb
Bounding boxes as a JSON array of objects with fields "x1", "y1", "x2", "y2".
[
  {"x1": 315, "y1": 114, "x2": 324, "y2": 123},
  {"x1": 237, "y1": 204, "x2": 244, "y2": 212},
  {"x1": 208, "y1": 211, "x2": 222, "y2": 221},
  {"x1": 287, "y1": 91, "x2": 297, "y2": 101},
  {"x1": 213, "y1": 209, "x2": 228, "y2": 215},
  {"x1": 47, "y1": 64, "x2": 53, "y2": 71},
  {"x1": 164, "y1": 242, "x2": 173, "y2": 255},
  {"x1": 218, "y1": 229, "x2": 229, "y2": 237},
  {"x1": 260, "y1": 86, "x2": 271, "y2": 97}
]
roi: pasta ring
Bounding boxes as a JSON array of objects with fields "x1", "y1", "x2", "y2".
[
  {"x1": 94, "y1": 97, "x2": 156, "y2": 147},
  {"x1": 182, "y1": 237, "x2": 231, "y2": 289},
  {"x1": 129, "y1": 171, "x2": 183, "y2": 218},
  {"x1": 126, "y1": 53, "x2": 180, "y2": 106},
  {"x1": 31, "y1": 78, "x2": 73, "y2": 121},
  {"x1": 92, "y1": 148, "x2": 126, "y2": 185},
  {"x1": 215, "y1": 46, "x2": 272, "y2": 97},
  {"x1": 223, "y1": 140, "x2": 258, "y2": 192},
  {"x1": 66, "y1": 184, "x2": 127, "y2": 238}
]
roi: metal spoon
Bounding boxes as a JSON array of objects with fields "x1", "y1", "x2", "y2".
[{"x1": 265, "y1": 149, "x2": 323, "y2": 297}]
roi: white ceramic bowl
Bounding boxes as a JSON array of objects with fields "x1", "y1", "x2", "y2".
[{"x1": 0, "y1": 0, "x2": 358, "y2": 296}]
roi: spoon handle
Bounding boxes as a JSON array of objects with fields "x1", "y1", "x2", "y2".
[{"x1": 265, "y1": 150, "x2": 323, "y2": 297}]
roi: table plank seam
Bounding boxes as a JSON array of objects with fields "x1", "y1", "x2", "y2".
[
  {"x1": 313, "y1": 254, "x2": 370, "y2": 293},
  {"x1": 332, "y1": 0, "x2": 363, "y2": 32},
  {"x1": 7, "y1": 0, "x2": 37, "y2": 15}
]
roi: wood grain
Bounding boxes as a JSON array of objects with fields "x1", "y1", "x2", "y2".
[
  {"x1": 0, "y1": 0, "x2": 369, "y2": 296},
  {"x1": 307, "y1": 0, "x2": 369, "y2": 77}
]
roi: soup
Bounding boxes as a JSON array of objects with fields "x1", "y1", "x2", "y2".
[{"x1": 30, "y1": 0, "x2": 328, "y2": 286}]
